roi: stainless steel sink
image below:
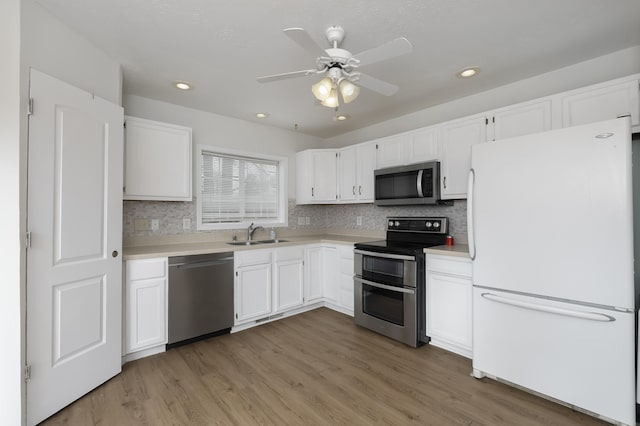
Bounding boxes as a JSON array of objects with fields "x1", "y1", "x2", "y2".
[
  {"x1": 226, "y1": 241, "x2": 264, "y2": 246},
  {"x1": 226, "y1": 239, "x2": 289, "y2": 246}
]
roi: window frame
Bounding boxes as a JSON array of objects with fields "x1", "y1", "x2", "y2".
[{"x1": 196, "y1": 144, "x2": 288, "y2": 231}]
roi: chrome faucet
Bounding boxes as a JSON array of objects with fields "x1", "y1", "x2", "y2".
[{"x1": 247, "y1": 222, "x2": 263, "y2": 241}]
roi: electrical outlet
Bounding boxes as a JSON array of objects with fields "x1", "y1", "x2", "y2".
[
  {"x1": 356, "y1": 216, "x2": 362, "y2": 226},
  {"x1": 298, "y1": 217, "x2": 304, "y2": 226},
  {"x1": 305, "y1": 217, "x2": 310, "y2": 225},
  {"x1": 134, "y1": 218, "x2": 150, "y2": 231},
  {"x1": 182, "y1": 218, "x2": 191, "y2": 230},
  {"x1": 151, "y1": 219, "x2": 159, "y2": 231}
]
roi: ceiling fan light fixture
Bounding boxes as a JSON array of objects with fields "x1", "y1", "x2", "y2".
[
  {"x1": 320, "y1": 86, "x2": 339, "y2": 108},
  {"x1": 312, "y1": 77, "x2": 334, "y2": 101},
  {"x1": 339, "y1": 79, "x2": 360, "y2": 104}
]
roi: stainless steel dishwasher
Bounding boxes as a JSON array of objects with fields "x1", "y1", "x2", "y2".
[{"x1": 167, "y1": 252, "x2": 234, "y2": 348}]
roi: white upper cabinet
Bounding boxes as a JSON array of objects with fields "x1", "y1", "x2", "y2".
[
  {"x1": 338, "y1": 146, "x2": 358, "y2": 202},
  {"x1": 560, "y1": 78, "x2": 640, "y2": 128},
  {"x1": 356, "y1": 143, "x2": 377, "y2": 201},
  {"x1": 407, "y1": 125, "x2": 441, "y2": 162},
  {"x1": 440, "y1": 115, "x2": 487, "y2": 200},
  {"x1": 375, "y1": 134, "x2": 409, "y2": 169},
  {"x1": 489, "y1": 99, "x2": 553, "y2": 141},
  {"x1": 124, "y1": 116, "x2": 192, "y2": 201},
  {"x1": 296, "y1": 149, "x2": 338, "y2": 204}
]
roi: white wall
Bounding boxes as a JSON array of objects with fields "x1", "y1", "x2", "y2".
[
  {"x1": 1, "y1": 0, "x2": 23, "y2": 422},
  {"x1": 123, "y1": 95, "x2": 322, "y2": 195},
  {"x1": 323, "y1": 46, "x2": 640, "y2": 147}
]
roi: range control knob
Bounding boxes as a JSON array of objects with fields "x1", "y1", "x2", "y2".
[
  {"x1": 394, "y1": 221, "x2": 400, "y2": 227},
  {"x1": 425, "y1": 221, "x2": 432, "y2": 228},
  {"x1": 388, "y1": 220, "x2": 394, "y2": 228},
  {"x1": 433, "y1": 221, "x2": 440, "y2": 228}
]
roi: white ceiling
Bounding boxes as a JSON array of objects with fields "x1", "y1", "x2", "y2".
[{"x1": 36, "y1": 0, "x2": 640, "y2": 139}]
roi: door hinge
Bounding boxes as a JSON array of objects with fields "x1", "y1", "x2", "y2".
[
  {"x1": 235, "y1": 313, "x2": 238, "y2": 319},
  {"x1": 235, "y1": 271, "x2": 238, "y2": 277},
  {"x1": 25, "y1": 232, "x2": 31, "y2": 249},
  {"x1": 27, "y1": 98, "x2": 34, "y2": 116},
  {"x1": 25, "y1": 364, "x2": 31, "y2": 383},
  {"x1": 376, "y1": 144, "x2": 378, "y2": 149},
  {"x1": 485, "y1": 117, "x2": 488, "y2": 125},
  {"x1": 492, "y1": 116, "x2": 495, "y2": 123}
]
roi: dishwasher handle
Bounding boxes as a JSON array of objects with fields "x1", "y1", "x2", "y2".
[{"x1": 170, "y1": 257, "x2": 234, "y2": 269}]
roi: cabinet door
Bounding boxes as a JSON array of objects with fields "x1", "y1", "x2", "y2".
[
  {"x1": 376, "y1": 134, "x2": 408, "y2": 169},
  {"x1": 235, "y1": 263, "x2": 272, "y2": 323},
  {"x1": 407, "y1": 126, "x2": 440, "y2": 163},
  {"x1": 124, "y1": 116, "x2": 192, "y2": 201},
  {"x1": 356, "y1": 143, "x2": 377, "y2": 202},
  {"x1": 561, "y1": 79, "x2": 639, "y2": 128},
  {"x1": 274, "y1": 259, "x2": 304, "y2": 312},
  {"x1": 491, "y1": 99, "x2": 552, "y2": 141},
  {"x1": 323, "y1": 246, "x2": 339, "y2": 302},
  {"x1": 337, "y1": 246, "x2": 355, "y2": 313},
  {"x1": 440, "y1": 115, "x2": 486, "y2": 199},
  {"x1": 312, "y1": 151, "x2": 338, "y2": 201},
  {"x1": 338, "y1": 147, "x2": 357, "y2": 202},
  {"x1": 426, "y1": 271, "x2": 472, "y2": 356},
  {"x1": 304, "y1": 246, "x2": 324, "y2": 303},
  {"x1": 126, "y1": 277, "x2": 167, "y2": 353}
]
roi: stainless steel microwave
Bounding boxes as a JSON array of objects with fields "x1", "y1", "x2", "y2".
[{"x1": 374, "y1": 161, "x2": 441, "y2": 206}]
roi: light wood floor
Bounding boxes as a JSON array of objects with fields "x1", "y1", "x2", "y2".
[{"x1": 42, "y1": 308, "x2": 606, "y2": 425}]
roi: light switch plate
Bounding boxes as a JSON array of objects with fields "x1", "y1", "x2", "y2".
[
  {"x1": 305, "y1": 217, "x2": 310, "y2": 225},
  {"x1": 298, "y1": 217, "x2": 304, "y2": 225},
  {"x1": 134, "y1": 218, "x2": 150, "y2": 231},
  {"x1": 356, "y1": 216, "x2": 362, "y2": 226},
  {"x1": 151, "y1": 219, "x2": 159, "y2": 231}
]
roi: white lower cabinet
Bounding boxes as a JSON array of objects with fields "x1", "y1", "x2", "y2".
[
  {"x1": 273, "y1": 247, "x2": 304, "y2": 313},
  {"x1": 337, "y1": 245, "x2": 355, "y2": 314},
  {"x1": 425, "y1": 254, "x2": 472, "y2": 358},
  {"x1": 304, "y1": 245, "x2": 325, "y2": 304},
  {"x1": 234, "y1": 249, "x2": 273, "y2": 325},
  {"x1": 124, "y1": 257, "x2": 168, "y2": 358}
]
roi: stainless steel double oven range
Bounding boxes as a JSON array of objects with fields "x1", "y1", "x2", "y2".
[{"x1": 354, "y1": 217, "x2": 448, "y2": 347}]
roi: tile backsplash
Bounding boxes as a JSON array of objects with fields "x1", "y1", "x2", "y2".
[{"x1": 123, "y1": 198, "x2": 467, "y2": 239}]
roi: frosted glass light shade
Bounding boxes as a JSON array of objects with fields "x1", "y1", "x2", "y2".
[
  {"x1": 311, "y1": 77, "x2": 334, "y2": 101},
  {"x1": 339, "y1": 79, "x2": 360, "y2": 104},
  {"x1": 320, "y1": 87, "x2": 339, "y2": 108}
]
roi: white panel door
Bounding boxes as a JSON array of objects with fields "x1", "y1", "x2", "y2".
[
  {"x1": 470, "y1": 118, "x2": 633, "y2": 308},
  {"x1": 322, "y1": 246, "x2": 339, "y2": 302},
  {"x1": 376, "y1": 134, "x2": 408, "y2": 168},
  {"x1": 312, "y1": 151, "x2": 337, "y2": 201},
  {"x1": 235, "y1": 263, "x2": 272, "y2": 323},
  {"x1": 26, "y1": 69, "x2": 123, "y2": 425},
  {"x1": 304, "y1": 246, "x2": 324, "y2": 303},
  {"x1": 407, "y1": 125, "x2": 440, "y2": 162},
  {"x1": 126, "y1": 277, "x2": 167, "y2": 353}
]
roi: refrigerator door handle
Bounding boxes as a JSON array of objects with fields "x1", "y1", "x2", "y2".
[
  {"x1": 481, "y1": 292, "x2": 616, "y2": 322},
  {"x1": 467, "y1": 168, "x2": 476, "y2": 260}
]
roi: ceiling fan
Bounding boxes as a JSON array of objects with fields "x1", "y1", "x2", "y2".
[{"x1": 256, "y1": 26, "x2": 413, "y2": 108}]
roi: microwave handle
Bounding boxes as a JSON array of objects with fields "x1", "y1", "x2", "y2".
[{"x1": 416, "y1": 169, "x2": 424, "y2": 197}]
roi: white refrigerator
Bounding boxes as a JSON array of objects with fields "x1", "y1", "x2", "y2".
[{"x1": 467, "y1": 117, "x2": 635, "y2": 425}]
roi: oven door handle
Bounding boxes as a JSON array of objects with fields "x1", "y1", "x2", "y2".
[
  {"x1": 354, "y1": 277, "x2": 415, "y2": 294},
  {"x1": 354, "y1": 249, "x2": 416, "y2": 261}
]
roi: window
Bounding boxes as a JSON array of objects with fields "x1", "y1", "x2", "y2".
[{"x1": 197, "y1": 146, "x2": 287, "y2": 230}]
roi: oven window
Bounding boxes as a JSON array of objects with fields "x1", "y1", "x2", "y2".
[
  {"x1": 362, "y1": 256, "x2": 406, "y2": 286},
  {"x1": 362, "y1": 283, "x2": 404, "y2": 326}
]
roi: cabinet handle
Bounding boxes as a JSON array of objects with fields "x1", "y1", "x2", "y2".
[
  {"x1": 352, "y1": 185, "x2": 356, "y2": 195},
  {"x1": 443, "y1": 176, "x2": 447, "y2": 189},
  {"x1": 311, "y1": 187, "x2": 314, "y2": 197},
  {"x1": 358, "y1": 185, "x2": 362, "y2": 195}
]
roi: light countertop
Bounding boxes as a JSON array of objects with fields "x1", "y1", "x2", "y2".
[
  {"x1": 424, "y1": 244, "x2": 470, "y2": 258},
  {"x1": 123, "y1": 234, "x2": 379, "y2": 260}
]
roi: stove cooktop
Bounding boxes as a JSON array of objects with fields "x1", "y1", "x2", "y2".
[{"x1": 354, "y1": 217, "x2": 449, "y2": 256}]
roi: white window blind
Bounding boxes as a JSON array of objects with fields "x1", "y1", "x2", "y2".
[{"x1": 201, "y1": 150, "x2": 279, "y2": 224}]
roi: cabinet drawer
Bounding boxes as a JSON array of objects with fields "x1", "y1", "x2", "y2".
[
  {"x1": 427, "y1": 255, "x2": 472, "y2": 277},
  {"x1": 274, "y1": 246, "x2": 304, "y2": 262},
  {"x1": 235, "y1": 249, "x2": 272, "y2": 267},
  {"x1": 126, "y1": 258, "x2": 167, "y2": 281}
]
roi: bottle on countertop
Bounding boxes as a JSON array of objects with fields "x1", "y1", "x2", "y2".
[{"x1": 270, "y1": 227, "x2": 277, "y2": 240}]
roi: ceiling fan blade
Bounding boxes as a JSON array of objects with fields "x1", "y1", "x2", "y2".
[
  {"x1": 283, "y1": 28, "x2": 328, "y2": 58},
  {"x1": 257, "y1": 69, "x2": 318, "y2": 83},
  {"x1": 356, "y1": 73, "x2": 399, "y2": 96},
  {"x1": 355, "y1": 37, "x2": 413, "y2": 67}
]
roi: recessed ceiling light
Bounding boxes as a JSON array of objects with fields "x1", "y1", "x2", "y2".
[
  {"x1": 174, "y1": 81, "x2": 191, "y2": 90},
  {"x1": 336, "y1": 114, "x2": 349, "y2": 121},
  {"x1": 457, "y1": 67, "x2": 479, "y2": 78},
  {"x1": 256, "y1": 113, "x2": 269, "y2": 118}
]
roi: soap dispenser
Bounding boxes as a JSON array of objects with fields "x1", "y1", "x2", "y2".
[{"x1": 270, "y1": 227, "x2": 277, "y2": 240}]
